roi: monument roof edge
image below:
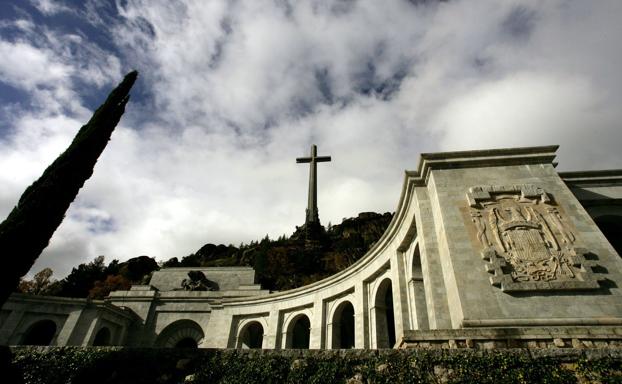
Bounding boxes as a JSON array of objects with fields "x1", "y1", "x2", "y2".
[
  {"x1": 405, "y1": 145, "x2": 559, "y2": 186},
  {"x1": 419, "y1": 145, "x2": 559, "y2": 160},
  {"x1": 559, "y1": 169, "x2": 622, "y2": 184},
  {"x1": 154, "y1": 267, "x2": 256, "y2": 272}
]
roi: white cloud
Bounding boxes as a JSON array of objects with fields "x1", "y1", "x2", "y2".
[
  {"x1": 1, "y1": 0, "x2": 621, "y2": 277},
  {"x1": 431, "y1": 72, "x2": 621, "y2": 169},
  {"x1": 0, "y1": 40, "x2": 71, "y2": 89},
  {"x1": 30, "y1": 0, "x2": 74, "y2": 16}
]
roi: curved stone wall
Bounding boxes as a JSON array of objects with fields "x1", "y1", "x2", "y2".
[
  {"x1": 7, "y1": 145, "x2": 622, "y2": 350},
  {"x1": 201, "y1": 171, "x2": 419, "y2": 349}
]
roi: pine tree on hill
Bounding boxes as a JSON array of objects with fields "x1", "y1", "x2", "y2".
[
  {"x1": 0, "y1": 71, "x2": 138, "y2": 306},
  {"x1": 164, "y1": 211, "x2": 393, "y2": 291}
]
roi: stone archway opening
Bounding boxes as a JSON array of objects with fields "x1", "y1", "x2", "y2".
[
  {"x1": 332, "y1": 301, "x2": 355, "y2": 349},
  {"x1": 21, "y1": 319, "x2": 57, "y2": 345},
  {"x1": 93, "y1": 326, "x2": 111, "y2": 346},
  {"x1": 594, "y1": 215, "x2": 622, "y2": 256},
  {"x1": 374, "y1": 278, "x2": 396, "y2": 348},
  {"x1": 239, "y1": 321, "x2": 264, "y2": 349},
  {"x1": 155, "y1": 319, "x2": 204, "y2": 348},
  {"x1": 287, "y1": 314, "x2": 310, "y2": 349},
  {"x1": 175, "y1": 337, "x2": 198, "y2": 348}
]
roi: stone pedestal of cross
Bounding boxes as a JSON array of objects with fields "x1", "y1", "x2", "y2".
[{"x1": 296, "y1": 144, "x2": 331, "y2": 227}]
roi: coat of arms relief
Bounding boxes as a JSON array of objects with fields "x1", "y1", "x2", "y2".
[{"x1": 466, "y1": 185, "x2": 602, "y2": 292}]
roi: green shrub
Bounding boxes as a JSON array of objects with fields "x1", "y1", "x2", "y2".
[
  {"x1": 10, "y1": 347, "x2": 622, "y2": 384},
  {"x1": 577, "y1": 356, "x2": 622, "y2": 384}
]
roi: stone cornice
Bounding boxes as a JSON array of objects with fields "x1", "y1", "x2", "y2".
[
  {"x1": 7, "y1": 292, "x2": 93, "y2": 305},
  {"x1": 6, "y1": 293, "x2": 135, "y2": 320},
  {"x1": 155, "y1": 267, "x2": 256, "y2": 272},
  {"x1": 560, "y1": 169, "x2": 622, "y2": 185},
  {"x1": 405, "y1": 145, "x2": 559, "y2": 187}
]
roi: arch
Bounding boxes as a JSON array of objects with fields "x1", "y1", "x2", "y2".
[
  {"x1": 373, "y1": 278, "x2": 396, "y2": 348},
  {"x1": 238, "y1": 321, "x2": 264, "y2": 349},
  {"x1": 155, "y1": 320, "x2": 204, "y2": 348},
  {"x1": 409, "y1": 243, "x2": 429, "y2": 330},
  {"x1": 285, "y1": 314, "x2": 311, "y2": 349},
  {"x1": 594, "y1": 215, "x2": 622, "y2": 256},
  {"x1": 21, "y1": 319, "x2": 57, "y2": 345},
  {"x1": 331, "y1": 301, "x2": 355, "y2": 348},
  {"x1": 93, "y1": 327, "x2": 111, "y2": 346}
]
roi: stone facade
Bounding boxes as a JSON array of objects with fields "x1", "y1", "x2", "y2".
[
  {"x1": 0, "y1": 294, "x2": 133, "y2": 346},
  {"x1": 2, "y1": 145, "x2": 622, "y2": 349}
]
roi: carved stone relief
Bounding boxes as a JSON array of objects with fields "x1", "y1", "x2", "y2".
[
  {"x1": 179, "y1": 271, "x2": 219, "y2": 291},
  {"x1": 466, "y1": 185, "x2": 602, "y2": 292}
]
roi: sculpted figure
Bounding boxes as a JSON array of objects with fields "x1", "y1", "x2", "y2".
[{"x1": 181, "y1": 271, "x2": 219, "y2": 291}]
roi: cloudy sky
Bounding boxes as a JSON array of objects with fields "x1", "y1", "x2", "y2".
[{"x1": 1, "y1": 0, "x2": 621, "y2": 278}]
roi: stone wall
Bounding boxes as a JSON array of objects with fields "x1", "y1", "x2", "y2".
[
  {"x1": 4, "y1": 145, "x2": 622, "y2": 352},
  {"x1": 399, "y1": 327, "x2": 622, "y2": 349},
  {"x1": 0, "y1": 294, "x2": 134, "y2": 346}
]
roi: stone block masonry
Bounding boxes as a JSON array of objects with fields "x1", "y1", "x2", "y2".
[{"x1": 3, "y1": 145, "x2": 622, "y2": 351}]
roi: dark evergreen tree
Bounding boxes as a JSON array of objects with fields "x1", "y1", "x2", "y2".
[
  {"x1": 57, "y1": 256, "x2": 108, "y2": 298},
  {"x1": 0, "y1": 71, "x2": 138, "y2": 305}
]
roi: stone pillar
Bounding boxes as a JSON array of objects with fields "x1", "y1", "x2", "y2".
[
  {"x1": 391, "y1": 246, "x2": 411, "y2": 343},
  {"x1": 309, "y1": 298, "x2": 324, "y2": 348},
  {"x1": 325, "y1": 320, "x2": 335, "y2": 348},
  {"x1": 414, "y1": 187, "x2": 452, "y2": 329},
  {"x1": 409, "y1": 276, "x2": 429, "y2": 330},
  {"x1": 56, "y1": 309, "x2": 83, "y2": 345},
  {"x1": 280, "y1": 325, "x2": 289, "y2": 349},
  {"x1": 116, "y1": 322, "x2": 128, "y2": 346},
  {"x1": 404, "y1": 242, "x2": 430, "y2": 330},
  {"x1": 369, "y1": 303, "x2": 389, "y2": 348},
  {"x1": 82, "y1": 316, "x2": 102, "y2": 346},
  {"x1": 354, "y1": 282, "x2": 368, "y2": 348},
  {"x1": 263, "y1": 310, "x2": 280, "y2": 349},
  {"x1": 0, "y1": 310, "x2": 24, "y2": 344}
]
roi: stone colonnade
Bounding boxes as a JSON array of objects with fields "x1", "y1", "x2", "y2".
[
  {"x1": 200, "y1": 184, "x2": 423, "y2": 349},
  {"x1": 0, "y1": 294, "x2": 134, "y2": 346},
  {"x1": 7, "y1": 146, "x2": 622, "y2": 349}
]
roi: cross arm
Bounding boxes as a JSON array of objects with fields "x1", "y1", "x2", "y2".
[
  {"x1": 316, "y1": 156, "x2": 331, "y2": 162},
  {"x1": 296, "y1": 157, "x2": 312, "y2": 163}
]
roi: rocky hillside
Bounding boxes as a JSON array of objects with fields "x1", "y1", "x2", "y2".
[
  {"x1": 18, "y1": 212, "x2": 393, "y2": 297},
  {"x1": 163, "y1": 212, "x2": 393, "y2": 291}
]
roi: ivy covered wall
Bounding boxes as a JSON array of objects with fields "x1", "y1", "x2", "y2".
[{"x1": 8, "y1": 347, "x2": 622, "y2": 384}]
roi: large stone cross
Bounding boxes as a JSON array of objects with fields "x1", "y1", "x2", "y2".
[{"x1": 296, "y1": 144, "x2": 331, "y2": 225}]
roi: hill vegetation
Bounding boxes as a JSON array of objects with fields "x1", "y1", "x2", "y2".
[{"x1": 18, "y1": 212, "x2": 392, "y2": 298}]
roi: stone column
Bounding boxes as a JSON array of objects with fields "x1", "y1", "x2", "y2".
[
  {"x1": 354, "y1": 281, "x2": 368, "y2": 348},
  {"x1": 391, "y1": 245, "x2": 412, "y2": 342},
  {"x1": 0, "y1": 310, "x2": 24, "y2": 344},
  {"x1": 369, "y1": 303, "x2": 388, "y2": 348},
  {"x1": 263, "y1": 309, "x2": 280, "y2": 349},
  {"x1": 309, "y1": 298, "x2": 324, "y2": 348},
  {"x1": 56, "y1": 309, "x2": 83, "y2": 345},
  {"x1": 82, "y1": 316, "x2": 102, "y2": 346},
  {"x1": 116, "y1": 321, "x2": 129, "y2": 346},
  {"x1": 414, "y1": 187, "x2": 452, "y2": 329},
  {"x1": 409, "y1": 276, "x2": 429, "y2": 330}
]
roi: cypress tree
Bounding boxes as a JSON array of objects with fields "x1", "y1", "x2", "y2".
[{"x1": 0, "y1": 71, "x2": 138, "y2": 305}]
